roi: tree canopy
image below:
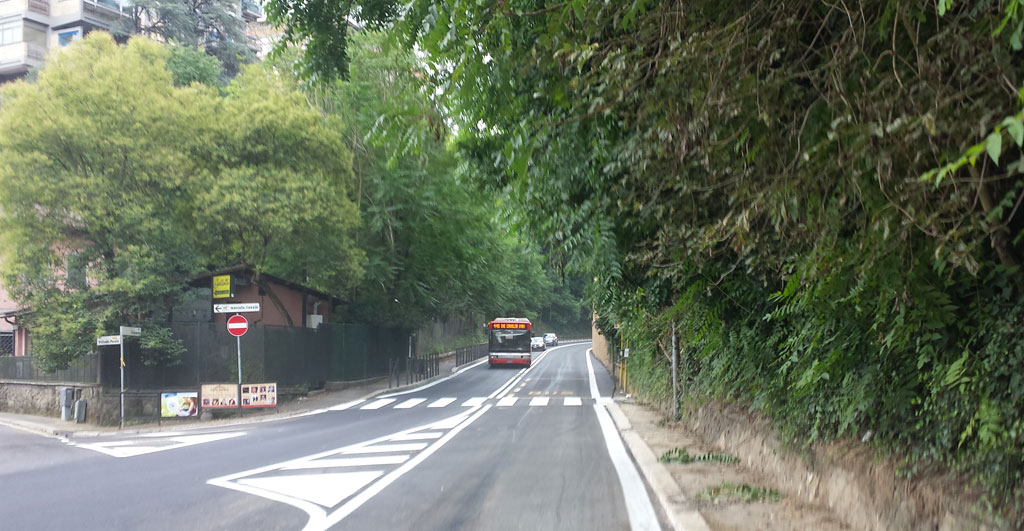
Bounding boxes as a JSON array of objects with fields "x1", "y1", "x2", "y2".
[
  {"x1": 271, "y1": 0, "x2": 1024, "y2": 515},
  {"x1": 0, "y1": 33, "x2": 361, "y2": 369}
]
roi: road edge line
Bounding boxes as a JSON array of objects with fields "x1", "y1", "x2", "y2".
[{"x1": 606, "y1": 401, "x2": 712, "y2": 531}]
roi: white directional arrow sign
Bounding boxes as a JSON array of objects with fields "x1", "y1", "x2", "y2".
[{"x1": 214, "y1": 303, "x2": 261, "y2": 314}]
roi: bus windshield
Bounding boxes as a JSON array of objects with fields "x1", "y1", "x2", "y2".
[{"x1": 488, "y1": 329, "x2": 531, "y2": 353}]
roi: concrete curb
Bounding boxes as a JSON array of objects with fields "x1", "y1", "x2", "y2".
[{"x1": 606, "y1": 400, "x2": 711, "y2": 531}]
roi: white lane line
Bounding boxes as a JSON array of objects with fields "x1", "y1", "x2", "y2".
[
  {"x1": 488, "y1": 367, "x2": 528, "y2": 399},
  {"x1": 496, "y1": 397, "x2": 517, "y2": 407},
  {"x1": 529, "y1": 397, "x2": 549, "y2": 407},
  {"x1": 341, "y1": 443, "x2": 428, "y2": 454},
  {"x1": 586, "y1": 348, "x2": 601, "y2": 399},
  {"x1": 594, "y1": 403, "x2": 661, "y2": 531},
  {"x1": 328, "y1": 399, "x2": 366, "y2": 411},
  {"x1": 564, "y1": 397, "x2": 582, "y2": 406},
  {"x1": 390, "y1": 431, "x2": 443, "y2": 441},
  {"x1": 428, "y1": 397, "x2": 456, "y2": 408},
  {"x1": 462, "y1": 397, "x2": 487, "y2": 407},
  {"x1": 360, "y1": 399, "x2": 396, "y2": 410},
  {"x1": 394, "y1": 398, "x2": 427, "y2": 409},
  {"x1": 306, "y1": 405, "x2": 491, "y2": 531},
  {"x1": 282, "y1": 455, "x2": 410, "y2": 470}
]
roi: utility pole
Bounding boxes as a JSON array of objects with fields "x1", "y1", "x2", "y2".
[{"x1": 671, "y1": 321, "x2": 678, "y2": 419}]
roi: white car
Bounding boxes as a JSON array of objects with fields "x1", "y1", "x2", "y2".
[
  {"x1": 543, "y1": 333, "x2": 558, "y2": 346},
  {"x1": 531, "y1": 336, "x2": 546, "y2": 351}
]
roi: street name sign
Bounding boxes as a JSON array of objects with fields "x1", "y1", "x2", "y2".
[
  {"x1": 119, "y1": 326, "x2": 142, "y2": 336},
  {"x1": 227, "y1": 315, "x2": 249, "y2": 337},
  {"x1": 214, "y1": 303, "x2": 260, "y2": 314},
  {"x1": 97, "y1": 335, "x2": 122, "y2": 346}
]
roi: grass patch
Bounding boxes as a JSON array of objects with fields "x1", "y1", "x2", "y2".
[
  {"x1": 697, "y1": 482, "x2": 782, "y2": 504},
  {"x1": 658, "y1": 448, "x2": 740, "y2": 465}
]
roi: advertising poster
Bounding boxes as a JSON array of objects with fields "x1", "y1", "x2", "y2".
[
  {"x1": 240, "y1": 383, "x2": 277, "y2": 408},
  {"x1": 201, "y1": 384, "x2": 239, "y2": 409},
  {"x1": 161, "y1": 392, "x2": 199, "y2": 418}
]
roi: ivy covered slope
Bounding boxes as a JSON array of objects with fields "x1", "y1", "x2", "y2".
[{"x1": 377, "y1": 0, "x2": 1024, "y2": 515}]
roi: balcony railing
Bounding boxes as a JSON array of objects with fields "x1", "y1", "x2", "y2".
[{"x1": 28, "y1": 0, "x2": 50, "y2": 15}]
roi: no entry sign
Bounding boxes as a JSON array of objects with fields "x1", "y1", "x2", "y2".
[{"x1": 226, "y1": 314, "x2": 249, "y2": 337}]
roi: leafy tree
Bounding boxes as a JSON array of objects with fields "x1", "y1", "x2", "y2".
[
  {"x1": 112, "y1": 0, "x2": 253, "y2": 75},
  {"x1": 0, "y1": 33, "x2": 361, "y2": 368},
  {"x1": 165, "y1": 44, "x2": 224, "y2": 86}
]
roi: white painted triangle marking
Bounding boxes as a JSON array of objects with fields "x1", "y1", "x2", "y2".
[
  {"x1": 390, "y1": 431, "x2": 443, "y2": 441},
  {"x1": 360, "y1": 398, "x2": 396, "y2": 410},
  {"x1": 427, "y1": 398, "x2": 456, "y2": 408},
  {"x1": 529, "y1": 397, "x2": 549, "y2": 406},
  {"x1": 564, "y1": 397, "x2": 582, "y2": 406},
  {"x1": 237, "y1": 470, "x2": 382, "y2": 507},
  {"x1": 342, "y1": 443, "x2": 428, "y2": 454},
  {"x1": 496, "y1": 397, "x2": 517, "y2": 407},
  {"x1": 73, "y1": 431, "x2": 246, "y2": 458},
  {"x1": 461, "y1": 397, "x2": 486, "y2": 407},
  {"x1": 394, "y1": 398, "x2": 426, "y2": 409},
  {"x1": 282, "y1": 455, "x2": 409, "y2": 470}
]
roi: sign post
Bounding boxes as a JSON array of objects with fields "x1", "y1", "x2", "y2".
[
  {"x1": 226, "y1": 314, "x2": 248, "y2": 416},
  {"x1": 98, "y1": 328, "x2": 139, "y2": 429}
]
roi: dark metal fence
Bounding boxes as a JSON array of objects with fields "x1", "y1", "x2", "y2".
[
  {"x1": 97, "y1": 322, "x2": 409, "y2": 391},
  {"x1": 454, "y1": 343, "x2": 488, "y2": 366},
  {"x1": 0, "y1": 354, "x2": 100, "y2": 384}
]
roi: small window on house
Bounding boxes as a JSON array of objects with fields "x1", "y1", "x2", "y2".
[
  {"x1": 0, "y1": 331, "x2": 13, "y2": 356},
  {"x1": 58, "y1": 30, "x2": 78, "y2": 47}
]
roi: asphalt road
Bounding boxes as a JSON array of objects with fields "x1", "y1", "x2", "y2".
[{"x1": 0, "y1": 342, "x2": 662, "y2": 530}]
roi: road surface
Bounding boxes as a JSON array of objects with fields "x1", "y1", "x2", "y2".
[{"x1": 0, "y1": 342, "x2": 663, "y2": 530}]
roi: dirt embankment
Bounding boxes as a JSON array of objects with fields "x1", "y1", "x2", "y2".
[{"x1": 666, "y1": 398, "x2": 994, "y2": 530}]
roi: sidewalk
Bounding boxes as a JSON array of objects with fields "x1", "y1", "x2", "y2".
[{"x1": 0, "y1": 354, "x2": 462, "y2": 439}]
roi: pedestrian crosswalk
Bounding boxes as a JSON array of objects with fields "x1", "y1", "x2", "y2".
[{"x1": 328, "y1": 396, "x2": 594, "y2": 412}]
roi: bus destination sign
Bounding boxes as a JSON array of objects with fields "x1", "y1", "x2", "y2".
[{"x1": 491, "y1": 322, "x2": 528, "y2": 330}]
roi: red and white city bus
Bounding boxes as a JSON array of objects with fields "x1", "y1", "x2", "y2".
[{"x1": 488, "y1": 317, "x2": 534, "y2": 368}]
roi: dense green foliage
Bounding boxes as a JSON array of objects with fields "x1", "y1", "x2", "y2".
[
  {"x1": 272, "y1": 0, "x2": 1024, "y2": 517},
  {"x1": 0, "y1": 34, "x2": 360, "y2": 370}
]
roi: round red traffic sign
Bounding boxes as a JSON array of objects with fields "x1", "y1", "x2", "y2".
[{"x1": 226, "y1": 314, "x2": 248, "y2": 337}]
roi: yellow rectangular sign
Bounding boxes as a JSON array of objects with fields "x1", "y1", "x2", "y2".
[{"x1": 212, "y1": 275, "x2": 232, "y2": 299}]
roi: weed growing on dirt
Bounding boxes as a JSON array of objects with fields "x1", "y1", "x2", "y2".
[
  {"x1": 658, "y1": 448, "x2": 740, "y2": 465},
  {"x1": 697, "y1": 482, "x2": 782, "y2": 504}
]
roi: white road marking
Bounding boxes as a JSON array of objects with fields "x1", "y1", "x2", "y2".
[
  {"x1": 309, "y1": 406, "x2": 490, "y2": 531},
  {"x1": 427, "y1": 397, "x2": 456, "y2": 408},
  {"x1": 360, "y1": 398, "x2": 396, "y2": 410},
  {"x1": 328, "y1": 399, "x2": 365, "y2": 411},
  {"x1": 594, "y1": 403, "x2": 661, "y2": 531},
  {"x1": 496, "y1": 397, "x2": 518, "y2": 407},
  {"x1": 341, "y1": 443, "x2": 428, "y2": 454},
  {"x1": 73, "y1": 431, "x2": 246, "y2": 458},
  {"x1": 238, "y1": 471, "x2": 383, "y2": 508},
  {"x1": 377, "y1": 357, "x2": 487, "y2": 399},
  {"x1": 208, "y1": 407, "x2": 488, "y2": 531},
  {"x1": 390, "y1": 431, "x2": 443, "y2": 441},
  {"x1": 461, "y1": 397, "x2": 487, "y2": 407},
  {"x1": 394, "y1": 398, "x2": 427, "y2": 409},
  {"x1": 529, "y1": 397, "x2": 549, "y2": 406},
  {"x1": 564, "y1": 397, "x2": 583, "y2": 406},
  {"x1": 282, "y1": 456, "x2": 409, "y2": 470},
  {"x1": 586, "y1": 348, "x2": 601, "y2": 399}
]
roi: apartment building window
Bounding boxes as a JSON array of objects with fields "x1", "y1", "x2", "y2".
[
  {"x1": 66, "y1": 252, "x2": 88, "y2": 290},
  {"x1": 58, "y1": 29, "x2": 79, "y2": 47},
  {"x1": 0, "y1": 21, "x2": 21, "y2": 46}
]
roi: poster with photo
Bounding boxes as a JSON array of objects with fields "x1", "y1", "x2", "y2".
[
  {"x1": 161, "y1": 392, "x2": 199, "y2": 417},
  {"x1": 241, "y1": 382, "x2": 277, "y2": 408},
  {"x1": 200, "y1": 384, "x2": 239, "y2": 409}
]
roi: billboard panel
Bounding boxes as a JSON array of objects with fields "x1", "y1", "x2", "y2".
[{"x1": 161, "y1": 392, "x2": 199, "y2": 418}]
